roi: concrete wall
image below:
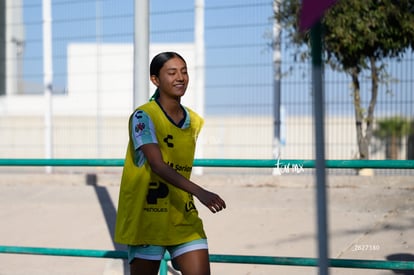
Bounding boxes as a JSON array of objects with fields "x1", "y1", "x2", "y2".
[{"x1": 0, "y1": 113, "x2": 401, "y2": 161}]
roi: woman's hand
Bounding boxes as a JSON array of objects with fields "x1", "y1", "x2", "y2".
[
  {"x1": 141, "y1": 143, "x2": 227, "y2": 213},
  {"x1": 196, "y1": 189, "x2": 226, "y2": 213}
]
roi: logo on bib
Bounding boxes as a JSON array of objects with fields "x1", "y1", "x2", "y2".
[
  {"x1": 163, "y1": 135, "x2": 174, "y2": 148},
  {"x1": 146, "y1": 181, "x2": 169, "y2": 204},
  {"x1": 185, "y1": 201, "x2": 196, "y2": 212}
]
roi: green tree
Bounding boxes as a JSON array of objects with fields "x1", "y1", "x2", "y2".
[
  {"x1": 374, "y1": 116, "x2": 411, "y2": 159},
  {"x1": 275, "y1": 0, "x2": 414, "y2": 159}
]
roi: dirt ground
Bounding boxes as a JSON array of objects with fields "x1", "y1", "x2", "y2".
[{"x1": 0, "y1": 172, "x2": 413, "y2": 275}]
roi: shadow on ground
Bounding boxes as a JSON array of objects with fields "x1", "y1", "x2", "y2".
[{"x1": 86, "y1": 174, "x2": 129, "y2": 274}]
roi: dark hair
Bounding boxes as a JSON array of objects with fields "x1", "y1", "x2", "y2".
[{"x1": 150, "y1": 52, "x2": 186, "y2": 77}]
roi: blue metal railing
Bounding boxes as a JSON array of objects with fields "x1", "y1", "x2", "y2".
[
  {"x1": 0, "y1": 158, "x2": 414, "y2": 169},
  {"x1": 0, "y1": 245, "x2": 413, "y2": 271}
]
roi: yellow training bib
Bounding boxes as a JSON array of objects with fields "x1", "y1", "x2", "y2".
[{"x1": 115, "y1": 101, "x2": 206, "y2": 246}]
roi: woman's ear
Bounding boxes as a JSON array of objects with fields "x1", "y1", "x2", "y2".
[{"x1": 150, "y1": 75, "x2": 159, "y2": 87}]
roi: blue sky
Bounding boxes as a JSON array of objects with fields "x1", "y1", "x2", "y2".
[
  {"x1": 21, "y1": 0, "x2": 275, "y2": 115},
  {"x1": 19, "y1": 0, "x2": 414, "y2": 117}
]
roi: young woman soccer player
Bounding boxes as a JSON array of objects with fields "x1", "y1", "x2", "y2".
[{"x1": 115, "y1": 52, "x2": 226, "y2": 275}]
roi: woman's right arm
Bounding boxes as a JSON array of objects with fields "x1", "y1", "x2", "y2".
[{"x1": 140, "y1": 143, "x2": 226, "y2": 213}]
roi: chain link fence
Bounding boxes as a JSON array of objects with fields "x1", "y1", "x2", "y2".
[{"x1": 1, "y1": 0, "x2": 413, "y2": 174}]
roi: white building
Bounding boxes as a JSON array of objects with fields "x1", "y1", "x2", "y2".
[{"x1": 0, "y1": 42, "x2": 396, "y2": 163}]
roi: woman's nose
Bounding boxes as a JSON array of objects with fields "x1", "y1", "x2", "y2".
[{"x1": 176, "y1": 72, "x2": 184, "y2": 80}]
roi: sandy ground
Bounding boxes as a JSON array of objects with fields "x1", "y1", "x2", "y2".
[{"x1": 0, "y1": 172, "x2": 413, "y2": 275}]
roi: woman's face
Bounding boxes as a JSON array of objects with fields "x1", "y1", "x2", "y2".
[{"x1": 151, "y1": 56, "x2": 189, "y2": 99}]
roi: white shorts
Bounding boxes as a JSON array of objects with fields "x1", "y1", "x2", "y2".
[{"x1": 128, "y1": 238, "x2": 208, "y2": 264}]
